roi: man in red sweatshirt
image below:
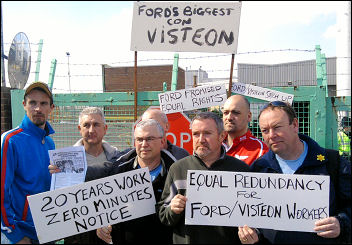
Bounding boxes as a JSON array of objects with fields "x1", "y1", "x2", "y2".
[{"x1": 222, "y1": 95, "x2": 268, "y2": 165}]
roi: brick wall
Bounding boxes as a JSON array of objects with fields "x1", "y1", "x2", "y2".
[
  {"x1": 1, "y1": 87, "x2": 12, "y2": 135},
  {"x1": 103, "y1": 65, "x2": 185, "y2": 92}
]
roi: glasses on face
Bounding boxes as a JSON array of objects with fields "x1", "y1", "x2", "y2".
[{"x1": 134, "y1": 136, "x2": 162, "y2": 144}]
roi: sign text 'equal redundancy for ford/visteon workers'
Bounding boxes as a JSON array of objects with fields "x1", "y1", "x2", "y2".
[
  {"x1": 131, "y1": 2, "x2": 242, "y2": 53},
  {"x1": 27, "y1": 168, "x2": 156, "y2": 244},
  {"x1": 185, "y1": 170, "x2": 329, "y2": 232}
]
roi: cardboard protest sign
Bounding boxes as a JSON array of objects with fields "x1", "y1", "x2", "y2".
[
  {"x1": 131, "y1": 1, "x2": 242, "y2": 53},
  {"x1": 158, "y1": 84, "x2": 227, "y2": 113},
  {"x1": 185, "y1": 170, "x2": 329, "y2": 232},
  {"x1": 232, "y1": 82, "x2": 294, "y2": 105},
  {"x1": 28, "y1": 168, "x2": 156, "y2": 244}
]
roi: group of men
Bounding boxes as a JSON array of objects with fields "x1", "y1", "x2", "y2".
[{"x1": 1, "y1": 81, "x2": 350, "y2": 244}]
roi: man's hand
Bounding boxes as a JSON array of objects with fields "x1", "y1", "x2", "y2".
[
  {"x1": 170, "y1": 194, "x2": 187, "y2": 214},
  {"x1": 314, "y1": 216, "x2": 340, "y2": 238},
  {"x1": 16, "y1": 236, "x2": 31, "y2": 244},
  {"x1": 238, "y1": 225, "x2": 259, "y2": 244},
  {"x1": 97, "y1": 225, "x2": 112, "y2": 244},
  {"x1": 48, "y1": 164, "x2": 60, "y2": 174}
]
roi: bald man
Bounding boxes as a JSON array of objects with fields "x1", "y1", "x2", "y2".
[
  {"x1": 141, "y1": 109, "x2": 189, "y2": 160},
  {"x1": 222, "y1": 95, "x2": 268, "y2": 165}
]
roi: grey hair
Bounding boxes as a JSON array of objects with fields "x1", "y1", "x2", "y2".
[
  {"x1": 79, "y1": 107, "x2": 106, "y2": 125},
  {"x1": 135, "y1": 119, "x2": 165, "y2": 137},
  {"x1": 191, "y1": 111, "x2": 224, "y2": 134}
]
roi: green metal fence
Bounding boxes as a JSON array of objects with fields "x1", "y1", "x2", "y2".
[{"x1": 11, "y1": 87, "x2": 351, "y2": 151}]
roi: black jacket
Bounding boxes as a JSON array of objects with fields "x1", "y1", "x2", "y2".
[
  {"x1": 108, "y1": 148, "x2": 176, "y2": 244},
  {"x1": 250, "y1": 134, "x2": 351, "y2": 244}
]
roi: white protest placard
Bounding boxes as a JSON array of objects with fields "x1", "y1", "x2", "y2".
[
  {"x1": 159, "y1": 84, "x2": 227, "y2": 114},
  {"x1": 232, "y1": 82, "x2": 294, "y2": 105},
  {"x1": 131, "y1": 2, "x2": 242, "y2": 53},
  {"x1": 185, "y1": 170, "x2": 329, "y2": 232},
  {"x1": 28, "y1": 168, "x2": 156, "y2": 244}
]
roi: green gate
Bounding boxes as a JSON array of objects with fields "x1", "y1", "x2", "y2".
[
  {"x1": 11, "y1": 91, "x2": 160, "y2": 150},
  {"x1": 10, "y1": 88, "x2": 351, "y2": 151}
]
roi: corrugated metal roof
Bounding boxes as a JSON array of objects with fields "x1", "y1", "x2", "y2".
[{"x1": 238, "y1": 57, "x2": 336, "y2": 87}]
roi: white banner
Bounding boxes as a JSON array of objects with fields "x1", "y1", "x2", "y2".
[
  {"x1": 158, "y1": 84, "x2": 227, "y2": 114},
  {"x1": 28, "y1": 168, "x2": 156, "y2": 244},
  {"x1": 131, "y1": 1, "x2": 242, "y2": 53},
  {"x1": 231, "y1": 82, "x2": 294, "y2": 105},
  {"x1": 185, "y1": 170, "x2": 329, "y2": 232}
]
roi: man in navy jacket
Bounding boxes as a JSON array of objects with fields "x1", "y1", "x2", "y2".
[
  {"x1": 238, "y1": 101, "x2": 351, "y2": 244},
  {"x1": 96, "y1": 119, "x2": 176, "y2": 244}
]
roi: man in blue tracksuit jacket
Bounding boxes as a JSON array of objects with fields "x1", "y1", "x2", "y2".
[{"x1": 1, "y1": 82, "x2": 55, "y2": 244}]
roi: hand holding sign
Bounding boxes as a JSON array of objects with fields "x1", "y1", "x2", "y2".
[
  {"x1": 314, "y1": 217, "x2": 341, "y2": 239},
  {"x1": 96, "y1": 225, "x2": 113, "y2": 244},
  {"x1": 238, "y1": 225, "x2": 259, "y2": 244},
  {"x1": 171, "y1": 194, "x2": 188, "y2": 214}
]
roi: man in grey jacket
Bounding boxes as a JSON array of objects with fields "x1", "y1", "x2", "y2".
[
  {"x1": 75, "y1": 107, "x2": 122, "y2": 181},
  {"x1": 50, "y1": 107, "x2": 123, "y2": 244}
]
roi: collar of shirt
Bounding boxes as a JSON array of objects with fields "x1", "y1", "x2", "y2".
[{"x1": 223, "y1": 130, "x2": 252, "y2": 149}]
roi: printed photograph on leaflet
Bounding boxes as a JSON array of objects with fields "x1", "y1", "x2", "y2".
[{"x1": 49, "y1": 146, "x2": 87, "y2": 190}]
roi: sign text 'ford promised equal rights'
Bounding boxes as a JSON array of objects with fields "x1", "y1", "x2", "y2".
[
  {"x1": 28, "y1": 168, "x2": 156, "y2": 244},
  {"x1": 159, "y1": 84, "x2": 227, "y2": 113},
  {"x1": 185, "y1": 170, "x2": 329, "y2": 232}
]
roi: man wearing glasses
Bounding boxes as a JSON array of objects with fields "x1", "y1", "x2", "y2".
[
  {"x1": 238, "y1": 101, "x2": 351, "y2": 244},
  {"x1": 96, "y1": 119, "x2": 175, "y2": 244},
  {"x1": 141, "y1": 108, "x2": 189, "y2": 160}
]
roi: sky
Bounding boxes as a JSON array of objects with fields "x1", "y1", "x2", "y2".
[{"x1": 1, "y1": 1, "x2": 348, "y2": 93}]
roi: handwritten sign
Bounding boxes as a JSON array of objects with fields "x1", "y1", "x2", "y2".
[
  {"x1": 232, "y1": 82, "x2": 294, "y2": 105},
  {"x1": 185, "y1": 170, "x2": 329, "y2": 232},
  {"x1": 28, "y1": 168, "x2": 156, "y2": 244},
  {"x1": 158, "y1": 84, "x2": 227, "y2": 114},
  {"x1": 131, "y1": 1, "x2": 242, "y2": 53}
]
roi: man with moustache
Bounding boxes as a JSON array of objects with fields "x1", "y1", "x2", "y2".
[
  {"x1": 1, "y1": 82, "x2": 55, "y2": 244},
  {"x1": 157, "y1": 111, "x2": 249, "y2": 244}
]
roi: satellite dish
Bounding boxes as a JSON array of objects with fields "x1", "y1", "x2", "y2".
[{"x1": 8, "y1": 32, "x2": 31, "y2": 89}]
